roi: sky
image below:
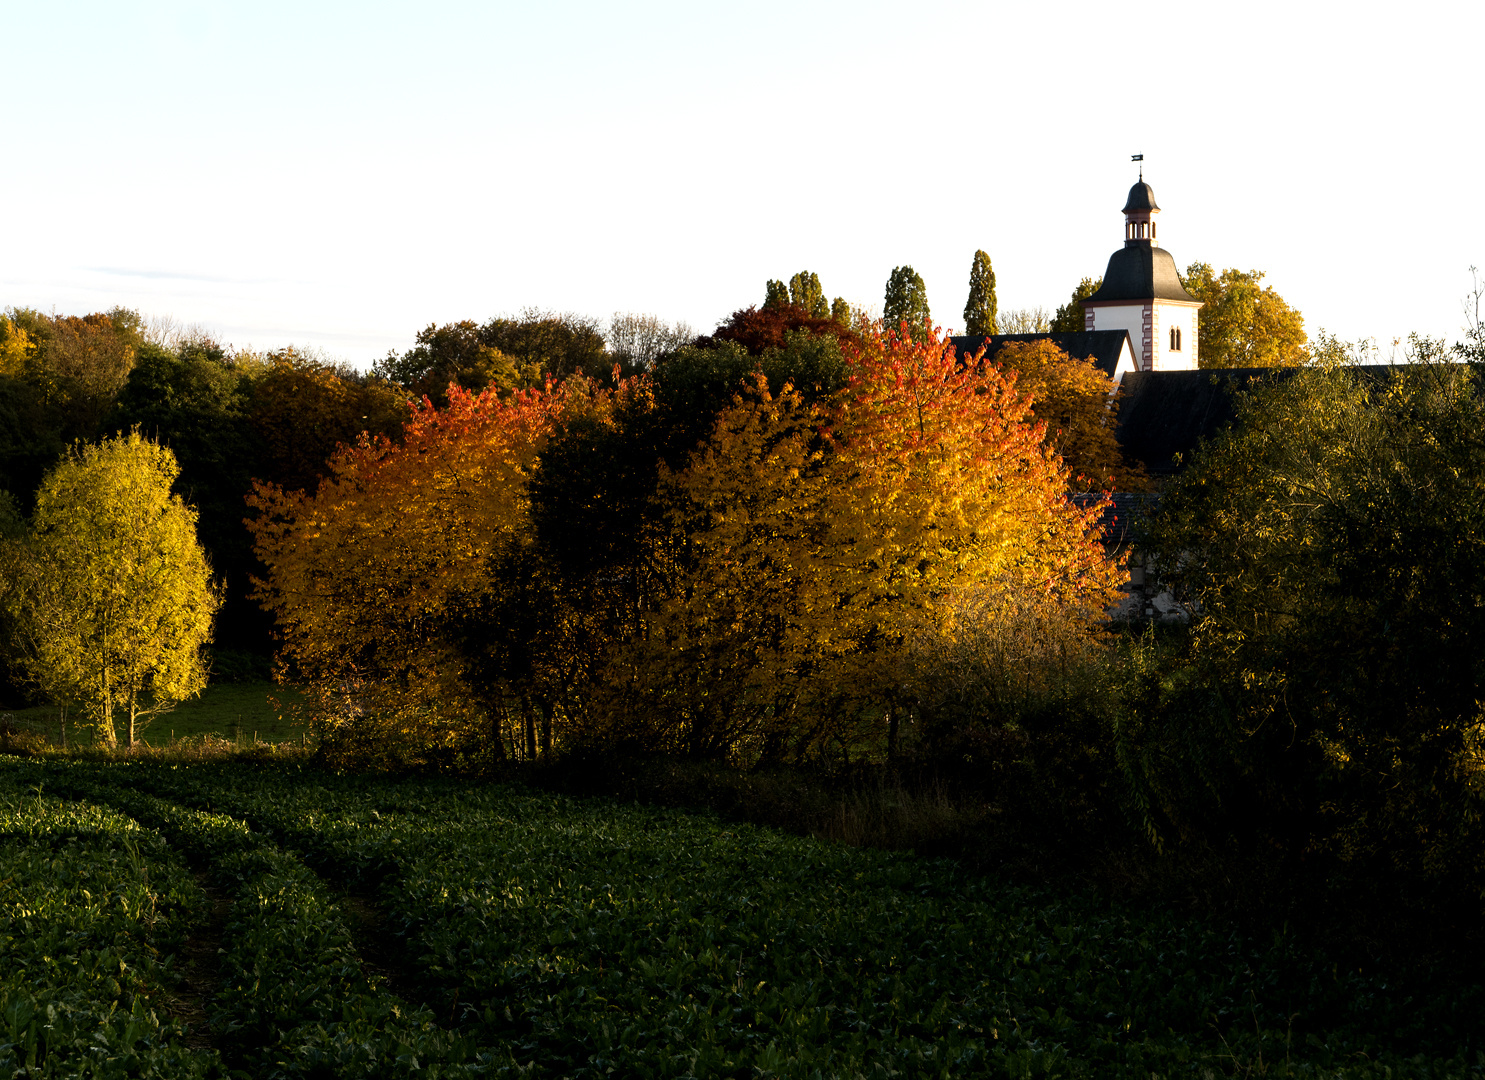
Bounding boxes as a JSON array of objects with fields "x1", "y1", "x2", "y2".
[{"x1": 2, "y1": 0, "x2": 1481, "y2": 367}]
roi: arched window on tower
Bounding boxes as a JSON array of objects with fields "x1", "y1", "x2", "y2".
[{"x1": 1170, "y1": 326, "x2": 1182, "y2": 351}]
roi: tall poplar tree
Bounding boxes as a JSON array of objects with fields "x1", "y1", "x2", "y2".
[
  {"x1": 788, "y1": 272, "x2": 829, "y2": 318},
  {"x1": 883, "y1": 266, "x2": 930, "y2": 340},
  {"x1": 963, "y1": 250, "x2": 998, "y2": 337},
  {"x1": 762, "y1": 280, "x2": 791, "y2": 312}
]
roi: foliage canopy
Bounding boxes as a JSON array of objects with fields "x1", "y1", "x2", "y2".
[{"x1": 0, "y1": 431, "x2": 218, "y2": 745}]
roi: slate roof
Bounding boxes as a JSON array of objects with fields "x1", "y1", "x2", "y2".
[
  {"x1": 1116, "y1": 365, "x2": 1409, "y2": 475},
  {"x1": 950, "y1": 330, "x2": 1133, "y2": 380},
  {"x1": 1123, "y1": 181, "x2": 1160, "y2": 213},
  {"x1": 1084, "y1": 244, "x2": 1200, "y2": 304}
]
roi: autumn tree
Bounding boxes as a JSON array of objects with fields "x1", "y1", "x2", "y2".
[
  {"x1": 0, "y1": 431, "x2": 218, "y2": 746},
  {"x1": 592, "y1": 324, "x2": 1122, "y2": 762},
  {"x1": 0, "y1": 314, "x2": 29, "y2": 377},
  {"x1": 990, "y1": 339, "x2": 1141, "y2": 490},
  {"x1": 591, "y1": 378, "x2": 831, "y2": 759},
  {"x1": 248, "y1": 347, "x2": 408, "y2": 493},
  {"x1": 831, "y1": 297, "x2": 853, "y2": 325},
  {"x1": 883, "y1": 265, "x2": 931, "y2": 340},
  {"x1": 459, "y1": 378, "x2": 662, "y2": 757},
  {"x1": 1182, "y1": 263, "x2": 1307, "y2": 368},
  {"x1": 963, "y1": 250, "x2": 998, "y2": 337},
  {"x1": 248, "y1": 382, "x2": 574, "y2": 762},
  {"x1": 1049, "y1": 277, "x2": 1101, "y2": 333}
]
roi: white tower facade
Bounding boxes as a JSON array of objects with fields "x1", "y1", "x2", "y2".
[{"x1": 1081, "y1": 180, "x2": 1201, "y2": 372}]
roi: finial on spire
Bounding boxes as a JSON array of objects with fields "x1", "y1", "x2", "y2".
[{"x1": 1132, "y1": 152, "x2": 1143, "y2": 180}]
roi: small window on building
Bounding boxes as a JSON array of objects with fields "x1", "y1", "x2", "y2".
[{"x1": 1170, "y1": 326, "x2": 1182, "y2": 351}]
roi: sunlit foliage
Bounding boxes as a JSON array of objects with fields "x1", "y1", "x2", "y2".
[
  {"x1": 0, "y1": 431, "x2": 218, "y2": 745},
  {"x1": 247, "y1": 380, "x2": 580, "y2": 761}
]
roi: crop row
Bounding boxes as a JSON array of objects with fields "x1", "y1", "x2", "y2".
[
  {"x1": 47, "y1": 770, "x2": 520, "y2": 1080},
  {"x1": 0, "y1": 768, "x2": 217, "y2": 1079},
  {"x1": 82, "y1": 761, "x2": 1485, "y2": 1079}
]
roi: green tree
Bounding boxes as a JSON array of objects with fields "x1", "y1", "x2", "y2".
[
  {"x1": 883, "y1": 265, "x2": 930, "y2": 340},
  {"x1": 831, "y1": 297, "x2": 852, "y2": 325},
  {"x1": 763, "y1": 280, "x2": 791, "y2": 312},
  {"x1": 1049, "y1": 277, "x2": 1101, "y2": 333},
  {"x1": 963, "y1": 250, "x2": 998, "y2": 337},
  {"x1": 374, "y1": 320, "x2": 535, "y2": 405},
  {"x1": 788, "y1": 272, "x2": 829, "y2": 318},
  {"x1": 0, "y1": 431, "x2": 219, "y2": 746},
  {"x1": 1136, "y1": 362, "x2": 1485, "y2": 904},
  {"x1": 1182, "y1": 263, "x2": 1307, "y2": 368},
  {"x1": 480, "y1": 309, "x2": 609, "y2": 383}
]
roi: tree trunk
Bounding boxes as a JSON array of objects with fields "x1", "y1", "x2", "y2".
[{"x1": 488, "y1": 701, "x2": 508, "y2": 760}]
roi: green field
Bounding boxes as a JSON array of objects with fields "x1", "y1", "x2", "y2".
[
  {"x1": 2, "y1": 757, "x2": 1481, "y2": 1079},
  {"x1": 1, "y1": 681, "x2": 307, "y2": 747}
]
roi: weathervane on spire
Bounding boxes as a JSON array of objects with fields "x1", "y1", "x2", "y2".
[{"x1": 1132, "y1": 153, "x2": 1143, "y2": 180}]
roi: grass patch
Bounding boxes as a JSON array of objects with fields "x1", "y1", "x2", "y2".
[{"x1": 0, "y1": 682, "x2": 308, "y2": 748}]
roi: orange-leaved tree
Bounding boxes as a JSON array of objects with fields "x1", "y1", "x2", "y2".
[
  {"x1": 247, "y1": 381, "x2": 571, "y2": 762},
  {"x1": 602, "y1": 321, "x2": 1123, "y2": 762},
  {"x1": 823, "y1": 323, "x2": 1122, "y2": 754}
]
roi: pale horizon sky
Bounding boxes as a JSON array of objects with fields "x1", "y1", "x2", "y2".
[{"x1": 2, "y1": 1, "x2": 1481, "y2": 367}]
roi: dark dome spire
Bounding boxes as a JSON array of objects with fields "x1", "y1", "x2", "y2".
[{"x1": 1123, "y1": 181, "x2": 1160, "y2": 213}]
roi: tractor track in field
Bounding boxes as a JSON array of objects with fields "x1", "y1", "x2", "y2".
[
  {"x1": 165, "y1": 872, "x2": 231, "y2": 1051},
  {"x1": 338, "y1": 887, "x2": 462, "y2": 1026}
]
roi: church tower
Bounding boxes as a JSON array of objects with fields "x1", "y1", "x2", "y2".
[{"x1": 1082, "y1": 178, "x2": 1201, "y2": 371}]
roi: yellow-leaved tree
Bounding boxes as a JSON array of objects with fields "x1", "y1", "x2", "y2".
[
  {"x1": 597, "y1": 322, "x2": 1123, "y2": 761},
  {"x1": 991, "y1": 338, "x2": 1147, "y2": 491},
  {"x1": 0, "y1": 431, "x2": 219, "y2": 746}
]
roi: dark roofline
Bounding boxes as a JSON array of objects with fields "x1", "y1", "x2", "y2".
[
  {"x1": 1116, "y1": 364, "x2": 1431, "y2": 475},
  {"x1": 950, "y1": 330, "x2": 1133, "y2": 380}
]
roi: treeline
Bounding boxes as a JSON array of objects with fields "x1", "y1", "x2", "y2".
[
  {"x1": 0, "y1": 307, "x2": 692, "y2": 683},
  {"x1": 247, "y1": 306, "x2": 1127, "y2": 770}
]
